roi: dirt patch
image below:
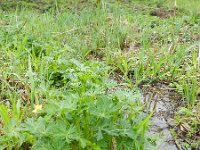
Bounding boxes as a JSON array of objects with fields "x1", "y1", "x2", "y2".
[
  {"x1": 141, "y1": 83, "x2": 182, "y2": 149},
  {"x1": 0, "y1": 76, "x2": 30, "y2": 104},
  {"x1": 142, "y1": 83, "x2": 200, "y2": 149},
  {"x1": 123, "y1": 42, "x2": 141, "y2": 53},
  {"x1": 0, "y1": 1, "x2": 50, "y2": 12},
  {"x1": 109, "y1": 70, "x2": 124, "y2": 84},
  {"x1": 150, "y1": 8, "x2": 175, "y2": 19},
  {"x1": 85, "y1": 50, "x2": 105, "y2": 61}
]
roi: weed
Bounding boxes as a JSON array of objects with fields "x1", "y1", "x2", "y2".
[{"x1": 0, "y1": 0, "x2": 199, "y2": 149}]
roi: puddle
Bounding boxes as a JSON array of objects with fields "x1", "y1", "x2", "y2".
[{"x1": 141, "y1": 83, "x2": 182, "y2": 150}]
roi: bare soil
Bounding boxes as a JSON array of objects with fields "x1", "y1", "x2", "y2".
[{"x1": 141, "y1": 83, "x2": 182, "y2": 149}]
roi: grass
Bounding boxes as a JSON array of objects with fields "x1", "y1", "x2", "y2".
[{"x1": 0, "y1": 0, "x2": 199, "y2": 149}]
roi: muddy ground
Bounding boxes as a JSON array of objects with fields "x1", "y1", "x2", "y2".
[{"x1": 142, "y1": 83, "x2": 199, "y2": 150}]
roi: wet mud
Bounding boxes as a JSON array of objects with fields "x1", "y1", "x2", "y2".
[{"x1": 142, "y1": 83, "x2": 182, "y2": 150}]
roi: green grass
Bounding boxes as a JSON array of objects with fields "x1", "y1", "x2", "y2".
[{"x1": 0, "y1": 0, "x2": 199, "y2": 149}]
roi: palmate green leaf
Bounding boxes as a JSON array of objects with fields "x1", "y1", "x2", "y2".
[
  {"x1": 44, "y1": 120, "x2": 88, "y2": 149},
  {"x1": 21, "y1": 117, "x2": 47, "y2": 135},
  {"x1": 115, "y1": 119, "x2": 134, "y2": 139},
  {"x1": 94, "y1": 119, "x2": 122, "y2": 138},
  {"x1": 41, "y1": 102, "x2": 59, "y2": 117},
  {"x1": 83, "y1": 86, "x2": 105, "y2": 96},
  {"x1": 32, "y1": 139, "x2": 71, "y2": 150},
  {"x1": 94, "y1": 119, "x2": 112, "y2": 132},
  {"x1": 0, "y1": 118, "x2": 26, "y2": 149},
  {"x1": 32, "y1": 143, "x2": 54, "y2": 150},
  {"x1": 88, "y1": 96, "x2": 120, "y2": 118},
  {"x1": 42, "y1": 98, "x2": 78, "y2": 117},
  {"x1": 22, "y1": 118, "x2": 84, "y2": 149},
  {"x1": 46, "y1": 120, "x2": 80, "y2": 143},
  {"x1": 96, "y1": 129, "x2": 104, "y2": 141}
]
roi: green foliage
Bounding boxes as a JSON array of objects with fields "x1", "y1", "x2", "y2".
[
  {"x1": 174, "y1": 105, "x2": 200, "y2": 149},
  {"x1": 0, "y1": 105, "x2": 10, "y2": 125},
  {"x1": 0, "y1": 0, "x2": 199, "y2": 149},
  {"x1": 0, "y1": 58, "x2": 151, "y2": 149}
]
